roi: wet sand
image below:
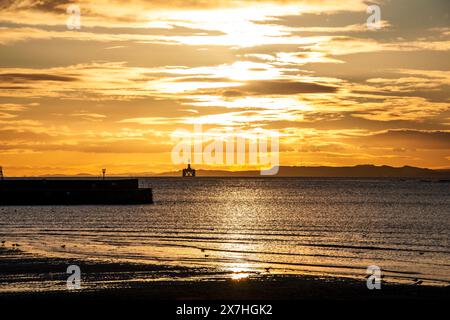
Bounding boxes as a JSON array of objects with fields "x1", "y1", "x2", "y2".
[{"x1": 0, "y1": 247, "x2": 448, "y2": 301}]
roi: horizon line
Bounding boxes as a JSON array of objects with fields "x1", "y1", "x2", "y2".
[{"x1": 2, "y1": 164, "x2": 449, "y2": 178}]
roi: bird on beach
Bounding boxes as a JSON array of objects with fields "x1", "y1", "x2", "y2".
[
  {"x1": 61, "y1": 245, "x2": 66, "y2": 249},
  {"x1": 413, "y1": 278, "x2": 423, "y2": 285}
]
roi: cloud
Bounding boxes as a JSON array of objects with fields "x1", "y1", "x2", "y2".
[
  {"x1": 70, "y1": 112, "x2": 106, "y2": 122},
  {"x1": 309, "y1": 36, "x2": 450, "y2": 56},
  {"x1": 0, "y1": 72, "x2": 78, "y2": 82},
  {"x1": 0, "y1": 27, "x2": 173, "y2": 45},
  {"x1": 119, "y1": 117, "x2": 178, "y2": 125},
  {"x1": 221, "y1": 80, "x2": 338, "y2": 96},
  {"x1": 0, "y1": 0, "x2": 367, "y2": 33},
  {"x1": 355, "y1": 130, "x2": 450, "y2": 150},
  {"x1": 0, "y1": 0, "x2": 73, "y2": 12},
  {"x1": 0, "y1": 0, "x2": 367, "y2": 12},
  {"x1": 0, "y1": 62, "x2": 158, "y2": 99},
  {"x1": 0, "y1": 102, "x2": 37, "y2": 111}
]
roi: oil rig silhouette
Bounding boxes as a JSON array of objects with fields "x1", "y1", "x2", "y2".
[{"x1": 182, "y1": 162, "x2": 196, "y2": 177}]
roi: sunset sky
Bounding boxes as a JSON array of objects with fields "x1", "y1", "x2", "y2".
[{"x1": 0, "y1": 0, "x2": 449, "y2": 175}]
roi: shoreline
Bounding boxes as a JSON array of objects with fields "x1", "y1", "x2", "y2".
[{"x1": 1, "y1": 248, "x2": 448, "y2": 301}]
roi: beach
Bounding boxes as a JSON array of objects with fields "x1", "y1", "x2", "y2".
[{"x1": 1, "y1": 247, "x2": 448, "y2": 301}]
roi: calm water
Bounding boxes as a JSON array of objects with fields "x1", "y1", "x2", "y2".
[{"x1": 1, "y1": 178, "x2": 449, "y2": 285}]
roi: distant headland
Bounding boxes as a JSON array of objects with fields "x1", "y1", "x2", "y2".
[
  {"x1": 4, "y1": 165, "x2": 449, "y2": 179},
  {"x1": 157, "y1": 165, "x2": 450, "y2": 178}
]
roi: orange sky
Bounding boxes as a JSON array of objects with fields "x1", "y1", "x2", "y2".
[{"x1": 0, "y1": 0, "x2": 449, "y2": 175}]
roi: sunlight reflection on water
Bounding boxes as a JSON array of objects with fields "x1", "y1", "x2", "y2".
[{"x1": 1, "y1": 178, "x2": 449, "y2": 286}]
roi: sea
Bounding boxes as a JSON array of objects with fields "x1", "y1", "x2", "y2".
[{"x1": 0, "y1": 177, "x2": 449, "y2": 287}]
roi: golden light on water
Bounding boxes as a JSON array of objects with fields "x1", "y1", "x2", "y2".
[{"x1": 231, "y1": 271, "x2": 251, "y2": 281}]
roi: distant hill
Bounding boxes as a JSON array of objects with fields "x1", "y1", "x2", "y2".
[
  {"x1": 13, "y1": 165, "x2": 449, "y2": 179},
  {"x1": 158, "y1": 165, "x2": 450, "y2": 178}
]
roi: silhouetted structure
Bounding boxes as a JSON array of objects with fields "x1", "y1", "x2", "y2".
[
  {"x1": 0, "y1": 166, "x2": 3, "y2": 180},
  {"x1": 102, "y1": 168, "x2": 106, "y2": 180},
  {"x1": 182, "y1": 163, "x2": 196, "y2": 177},
  {"x1": 0, "y1": 179, "x2": 153, "y2": 205}
]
